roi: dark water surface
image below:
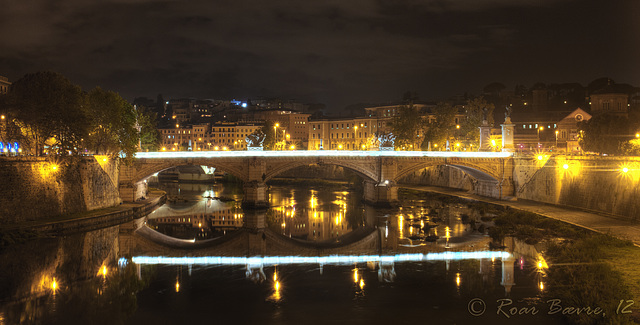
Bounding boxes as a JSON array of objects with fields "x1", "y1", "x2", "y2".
[{"x1": 0, "y1": 181, "x2": 563, "y2": 325}]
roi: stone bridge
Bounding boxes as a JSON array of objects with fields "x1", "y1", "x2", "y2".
[{"x1": 119, "y1": 151, "x2": 514, "y2": 207}]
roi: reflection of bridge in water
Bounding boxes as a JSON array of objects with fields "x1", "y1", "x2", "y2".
[{"x1": 119, "y1": 210, "x2": 517, "y2": 294}]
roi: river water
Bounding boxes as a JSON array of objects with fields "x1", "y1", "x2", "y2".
[{"x1": 0, "y1": 181, "x2": 563, "y2": 324}]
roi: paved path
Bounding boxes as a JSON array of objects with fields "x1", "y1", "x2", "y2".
[
  {"x1": 1, "y1": 192, "x2": 165, "y2": 236},
  {"x1": 400, "y1": 185, "x2": 640, "y2": 246}
]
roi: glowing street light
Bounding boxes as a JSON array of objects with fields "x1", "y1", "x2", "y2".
[
  {"x1": 538, "y1": 126, "x2": 544, "y2": 148},
  {"x1": 274, "y1": 123, "x2": 280, "y2": 150}
]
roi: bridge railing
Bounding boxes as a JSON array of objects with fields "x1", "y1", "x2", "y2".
[{"x1": 135, "y1": 150, "x2": 514, "y2": 159}]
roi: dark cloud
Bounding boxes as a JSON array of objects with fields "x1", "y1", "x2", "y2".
[{"x1": 0, "y1": 0, "x2": 638, "y2": 110}]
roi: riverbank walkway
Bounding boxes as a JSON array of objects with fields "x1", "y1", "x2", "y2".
[
  {"x1": 400, "y1": 185, "x2": 640, "y2": 246},
  {"x1": 1, "y1": 191, "x2": 165, "y2": 236}
]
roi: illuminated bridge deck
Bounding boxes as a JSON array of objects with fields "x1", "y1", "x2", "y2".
[{"x1": 135, "y1": 150, "x2": 513, "y2": 159}]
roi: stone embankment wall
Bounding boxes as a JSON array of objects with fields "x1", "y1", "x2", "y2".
[
  {"x1": 514, "y1": 155, "x2": 640, "y2": 221},
  {"x1": 397, "y1": 155, "x2": 640, "y2": 221},
  {"x1": 0, "y1": 156, "x2": 121, "y2": 224}
]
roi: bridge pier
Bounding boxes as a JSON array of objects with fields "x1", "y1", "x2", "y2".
[
  {"x1": 243, "y1": 210, "x2": 267, "y2": 229},
  {"x1": 363, "y1": 180, "x2": 399, "y2": 207},
  {"x1": 119, "y1": 180, "x2": 148, "y2": 202},
  {"x1": 242, "y1": 181, "x2": 269, "y2": 209}
]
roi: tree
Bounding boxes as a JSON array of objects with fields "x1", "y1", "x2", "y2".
[
  {"x1": 85, "y1": 87, "x2": 139, "y2": 159},
  {"x1": 389, "y1": 104, "x2": 423, "y2": 150},
  {"x1": 423, "y1": 102, "x2": 456, "y2": 150},
  {"x1": 4, "y1": 71, "x2": 87, "y2": 155},
  {"x1": 460, "y1": 97, "x2": 494, "y2": 145},
  {"x1": 578, "y1": 113, "x2": 633, "y2": 155},
  {"x1": 260, "y1": 121, "x2": 278, "y2": 150},
  {"x1": 137, "y1": 107, "x2": 161, "y2": 152}
]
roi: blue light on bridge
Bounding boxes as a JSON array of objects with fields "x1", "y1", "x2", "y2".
[
  {"x1": 135, "y1": 150, "x2": 513, "y2": 159},
  {"x1": 130, "y1": 251, "x2": 511, "y2": 266}
]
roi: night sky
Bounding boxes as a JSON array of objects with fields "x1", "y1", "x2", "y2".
[{"x1": 1, "y1": 0, "x2": 638, "y2": 111}]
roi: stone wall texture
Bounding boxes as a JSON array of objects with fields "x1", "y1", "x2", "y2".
[
  {"x1": 514, "y1": 156, "x2": 640, "y2": 221},
  {"x1": 0, "y1": 156, "x2": 121, "y2": 225},
  {"x1": 397, "y1": 155, "x2": 640, "y2": 221}
]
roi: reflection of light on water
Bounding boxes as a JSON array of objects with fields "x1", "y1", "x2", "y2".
[
  {"x1": 536, "y1": 255, "x2": 549, "y2": 272},
  {"x1": 132, "y1": 251, "x2": 511, "y2": 265},
  {"x1": 539, "y1": 281, "x2": 544, "y2": 291},
  {"x1": 455, "y1": 273, "x2": 460, "y2": 287},
  {"x1": 359, "y1": 278, "x2": 365, "y2": 289},
  {"x1": 175, "y1": 280, "x2": 180, "y2": 293},
  {"x1": 353, "y1": 268, "x2": 359, "y2": 283},
  {"x1": 99, "y1": 265, "x2": 108, "y2": 278},
  {"x1": 269, "y1": 268, "x2": 282, "y2": 302},
  {"x1": 398, "y1": 215, "x2": 404, "y2": 239}
]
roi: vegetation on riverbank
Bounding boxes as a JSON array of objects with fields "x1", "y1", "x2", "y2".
[
  {"x1": 400, "y1": 187, "x2": 637, "y2": 324},
  {"x1": 484, "y1": 207, "x2": 636, "y2": 324}
]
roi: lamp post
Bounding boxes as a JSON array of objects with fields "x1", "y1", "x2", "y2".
[
  {"x1": 555, "y1": 130, "x2": 559, "y2": 149},
  {"x1": 274, "y1": 123, "x2": 279, "y2": 150},
  {"x1": 538, "y1": 126, "x2": 544, "y2": 148},
  {"x1": 354, "y1": 125, "x2": 359, "y2": 150}
]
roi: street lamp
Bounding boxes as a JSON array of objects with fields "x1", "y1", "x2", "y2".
[
  {"x1": 274, "y1": 123, "x2": 279, "y2": 150},
  {"x1": 555, "y1": 130, "x2": 559, "y2": 149},
  {"x1": 354, "y1": 125, "x2": 358, "y2": 150},
  {"x1": 538, "y1": 126, "x2": 544, "y2": 148}
]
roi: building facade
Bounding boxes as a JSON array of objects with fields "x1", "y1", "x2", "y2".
[{"x1": 0, "y1": 76, "x2": 10, "y2": 94}]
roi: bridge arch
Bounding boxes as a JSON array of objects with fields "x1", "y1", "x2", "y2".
[
  {"x1": 129, "y1": 158, "x2": 248, "y2": 183},
  {"x1": 394, "y1": 160, "x2": 504, "y2": 183},
  {"x1": 263, "y1": 158, "x2": 378, "y2": 182}
]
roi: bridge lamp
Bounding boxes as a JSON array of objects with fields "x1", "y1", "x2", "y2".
[
  {"x1": 636, "y1": 133, "x2": 639, "y2": 138},
  {"x1": 162, "y1": 147, "x2": 166, "y2": 151},
  {"x1": 175, "y1": 124, "x2": 179, "y2": 128},
  {"x1": 537, "y1": 155, "x2": 543, "y2": 161},
  {"x1": 563, "y1": 164, "x2": 569, "y2": 170},
  {"x1": 622, "y1": 167, "x2": 629, "y2": 173},
  {"x1": 214, "y1": 146, "x2": 219, "y2": 151},
  {"x1": 289, "y1": 145, "x2": 295, "y2": 150},
  {"x1": 222, "y1": 146, "x2": 228, "y2": 151},
  {"x1": 456, "y1": 125, "x2": 460, "y2": 129}
]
